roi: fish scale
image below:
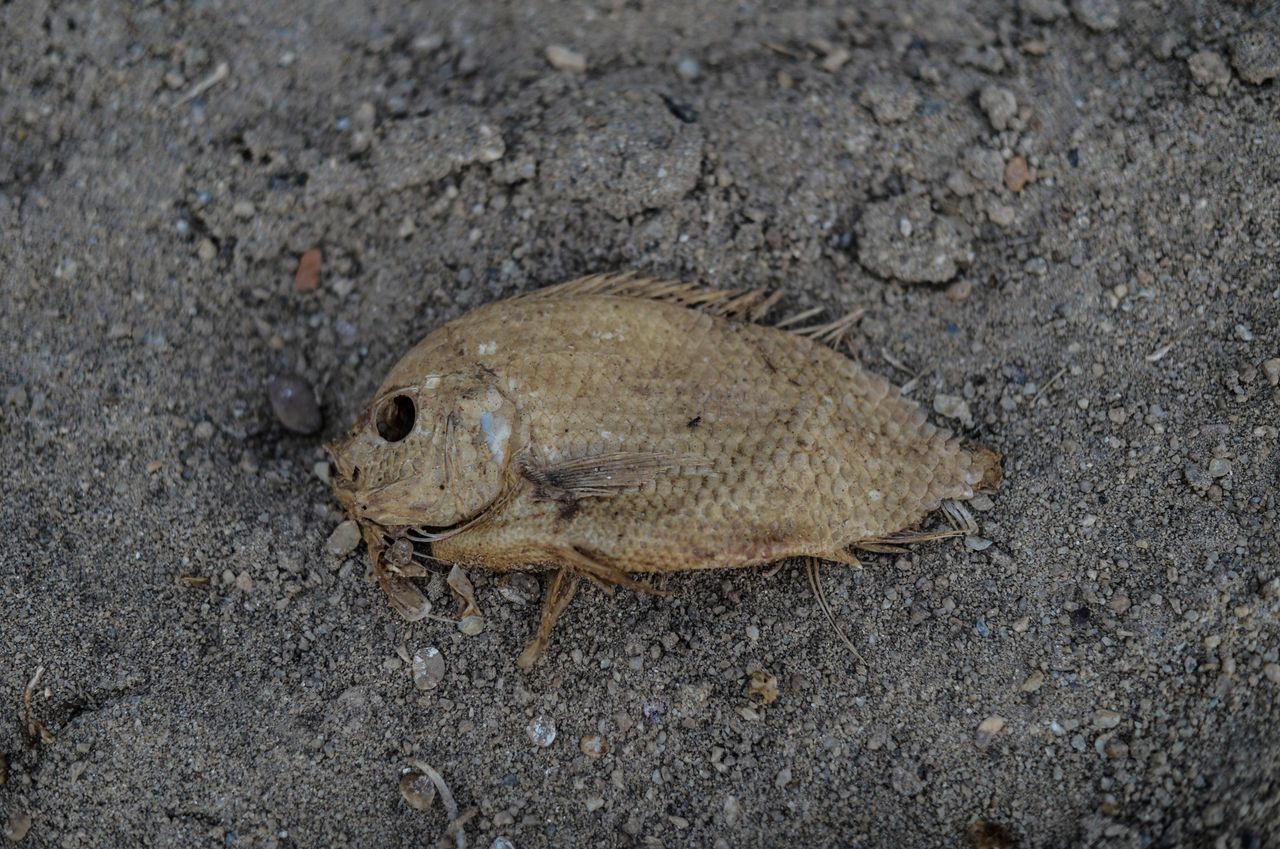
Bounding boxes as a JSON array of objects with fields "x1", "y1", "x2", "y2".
[{"x1": 327, "y1": 274, "x2": 1001, "y2": 667}]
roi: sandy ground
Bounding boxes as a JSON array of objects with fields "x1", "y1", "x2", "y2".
[{"x1": 3, "y1": 1, "x2": 1279, "y2": 847}]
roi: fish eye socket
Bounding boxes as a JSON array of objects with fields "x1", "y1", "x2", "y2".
[{"x1": 375, "y1": 394, "x2": 416, "y2": 442}]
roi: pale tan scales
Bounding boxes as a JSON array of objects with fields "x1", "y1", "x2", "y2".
[{"x1": 327, "y1": 274, "x2": 1000, "y2": 667}]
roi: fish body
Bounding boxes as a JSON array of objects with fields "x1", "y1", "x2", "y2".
[{"x1": 327, "y1": 275, "x2": 1000, "y2": 666}]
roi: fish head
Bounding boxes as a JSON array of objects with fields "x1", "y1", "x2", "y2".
[{"x1": 326, "y1": 370, "x2": 521, "y2": 535}]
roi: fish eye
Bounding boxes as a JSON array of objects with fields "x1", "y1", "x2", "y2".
[{"x1": 375, "y1": 394, "x2": 416, "y2": 442}]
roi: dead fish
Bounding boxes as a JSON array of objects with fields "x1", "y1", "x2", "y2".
[{"x1": 327, "y1": 274, "x2": 1001, "y2": 668}]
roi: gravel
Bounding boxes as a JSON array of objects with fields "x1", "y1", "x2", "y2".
[{"x1": 3, "y1": 1, "x2": 1278, "y2": 847}]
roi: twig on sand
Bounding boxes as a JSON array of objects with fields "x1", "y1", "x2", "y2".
[
  {"x1": 172, "y1": 61, "x2": 229, "y2": 108},
  {"x1": 408, "y1": 759, "x2": 471, "y2": 849}
]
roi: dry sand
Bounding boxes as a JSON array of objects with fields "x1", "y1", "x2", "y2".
[{"x1": 2, "y1": 1, "x2": 1279, "y2": 847}]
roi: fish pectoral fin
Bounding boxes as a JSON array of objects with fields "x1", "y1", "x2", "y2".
[
  {"x1": 524, "y1": 451, "x2": 708, "y2": 503},
  {"x1": 560, "y1": 545, "x2": 671, "y2": 597},
  {"x1": 517, "y1": 567, "x2": 580, "y2": 671}
]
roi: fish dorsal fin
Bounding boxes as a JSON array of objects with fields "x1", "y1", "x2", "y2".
[
  {"x1": 518, "y1": 272, "x2": 782, "y2": 323},
  {"x1": 519, "y1": 272, "x2": 864, "y2": 348}
]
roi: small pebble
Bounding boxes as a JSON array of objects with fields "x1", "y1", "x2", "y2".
[
  {"x1": 859, "y1": 78, "x2": 919, "y2": 125},
  {"x1": 975, "y1": 715, "x2": 1005, "y2": 746},
  {"x1": 3, "y1": 808, "x2": 32, "y2": 842},
  {"x1": 498, "y1": 573, "x2": 539, "y2": 606},
  {"x1": 579, "y1": 734, "x2": 609, "y2": 758},
  {"x1": 675, "y1": 57, "x2": 701, "y2": 81},
  {"x1": 232, "y1": 200, "x2": 255, "y2": 219},
  {"x1": 527, "y1": 717, "x2": 557, "y2": 747},
  {"x1": 1262, "y1": 358, "x2": 1280, "y2": 387},
  {"x1": 1234, "y1": 324, "x2": 1254, "y2": 342},
  {"x1": 196, "y1": 238, "x2": 217, "y2": 262},
  {"x1": 193, "y1": 421, "x2": 215, "y2": 440},
  {"x1": 490, "y1": 838, "x2": 515, "y2": 849},
  {"x1": 1231, "y1": 29, "x2": 1280, "y2": 85},
  {"x1": 945, "y1": 279, "x2": 973, "y2": 302},
  {"x1": 933, "y1": 394, "x2": 974, "y2": 428},
  {"x1": 399, "y1": 768, "x2": 437, "y2": 810},
  {"x1": 1207, "y1": 457, "x2": 1231, "y2": 478},
  {"x1": 266, "y1": 373, "x2": 322, "y2": 434},
  {"x1": 774, "y1": 767, "x2": 792, "y2": 788},
  {"x1": 458, "y1": 615, "x2": 485, "y2": 636},
  {"x1": 1264, "y1": 663, "x2": 1280, "y2": 685},
  {"x1": 412, "y1": 647, "x2": 445, "y2": 690},
  {"x1": 295, "y1": 248, "x2": 322, "y2": 292},
  {"x1": 1072, "y1": 0, "x2": 1119, "y2": 31},
  {"x1": 1092, "y1": 709, "x2": 1122, "y2": 730},
  {"x1": 1004, "y1": 156, "x2": 1030, "y2": 192},
  {"x1": 1023, "y1": 0, "x2": 1068, "y2": 22},
  {"x1": 819, "y1": 47, "x2": 851, "y2": 73},
  {"x1": 1020, "y1": 670, "x2": 1045, "y2": 693},
  {"x1": 1188, "y1": 51, "x2": 1231, "y2": 92},
  {"x1": 979, "y1": 86, "x2": 1017, "y2": 131},
  {"x1": 545, "y1": 45, "x2": 586, "y2": 73},
  {"x1": 326, "y1": 520, "x2": 361, "y2": 556}
]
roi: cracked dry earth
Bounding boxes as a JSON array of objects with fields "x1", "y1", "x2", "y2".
[{"x1": 2, "y1": 1, "x2": 1279, "y2": 847}]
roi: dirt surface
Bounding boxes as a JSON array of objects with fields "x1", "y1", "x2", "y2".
[{"x1": 3, "y1": 1, "x2": 1279, "y2": 847}]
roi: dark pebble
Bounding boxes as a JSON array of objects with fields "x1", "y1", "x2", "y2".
[{"x1": 266, "y1": 374, "x2": 322, "y2": 434}]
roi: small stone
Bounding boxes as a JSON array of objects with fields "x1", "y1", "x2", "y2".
[
  {"x1": 232, "y1": 200, "x2": 255, "y2": 219},
  {"x1": 527, "y1": 717, "x2": 557, "y2": 747},
  {"x1": 1235, "y1": 324, "x2": 1255, "y2": 342},
  {"x1": 193, "y1": 421, "x2": 215, "y2": 440},
  {"x1": 1020, "y1": 670, "x2": 1045, "y2": 692},
  {"x1": 412, "y1": 647, "x2": 445, "y2": 690},
  {"x1": 1188, "y1": 51, "x2": 1231, "y2": 92},
  {"x1": 1023, "y1": 0, "x2": 1068, "y2": 22},
  {"x1": 820, "y1": 47, "x2": 851, "y2": 73},
  {"x1": 234, "y1": 571, "x2": 254, "y2": 592},
  {"x1": 1183, "y1": 463, "x2": 1212, "y2": 490},
  {"x1": 979, "y1": 86, "x2": 1017, "y2": 132},
  {"x1": 196, "y1": 238, "x2": 217, "y2": 262},
  {"x1": 489, "y1": 838, "x2": 515, "y2": 849},
  {"x1": 933, "y1": 394, "x2": 974, "y2": 428},
  {"x1": 1207, "y1": 457, "x2": 1231, "y2": 478},
  {"x1": 399, "y1": 768, "x2": 437, "y2": 810},
  {"x1": 326, "y1": 520, "x2": 361, "y2": 556},
  {"x1": 723, "y1": 795, "x2": 741, "y2": 826},
  {"x1": 975, "y1": 715, "x2": 1005, "y2": 746},
  {"x1": 458, "y1": 615, "x2": 485, "y2": 636},
  {"x1": 859, "y1": 78, "x2": 919, "y2": 125},
  {"x1": 1072, "y1": 0, "x2": 1119, "y2": 31},
  {"x1": 1107, "y1": 407, "x2": 1128, "y2": 425},
  {"x1": 579, "y1": 734, "x2": 609, "y2": 757},
  {"x1": 1109, "y1": 594, "x2": 1131, "y2": 615},
  {"x1": 856, "y1": 195, "x2": 972, "y2": 284},
  {"x1": 265, "y1": 373, "x2": 322, "y2": 434},
  {"x1": 1231, "y1": 28, "x2": 1280, "y2": 85},
  {"x1": 498, "y1": 573, "x2": 539, "y2": 606},
  {"x1": 585, "y1": 796, "x2": 605, "y2": 812},
  {"x1": 1263, "y1": 358, "x2": 1280, "y2": 387},
  {"x1": 3, "y1": 808, "x2": 32, "y2": 842},
  {"x1": 946, "y1": 279, "x2": 973, "y2": 302},
  {"x1": 747, "y1": 670, "x2": 779, "y2": 704},
  {"x1": 675, "y1": 57, "x2": 701, "y2": 81},
  {"x1": 1004, "y1": 156, "x2": 1030, "y2": 192},
  {"x1": 774, "y1": 766, "x2": 792, "y2": 788},
  {"x1": 545, "y1": 45, "x2": 586, "y2": 73},
  {"x1": 1264, "y1": 663, "x2": 1280, "y2": 685},
  {"x1": 1012, "y1": 616, "x2": 1030, "y2": 633},
  {"x1": 295, "y1": 248, "x2": 322, "y2": 292},
  {"x1": 1092, "y1": 709, "x2": 1122, "y2": 730},
  {"x1": 1103, "y1": 736, "x2": 1129, "y2": 759}
]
